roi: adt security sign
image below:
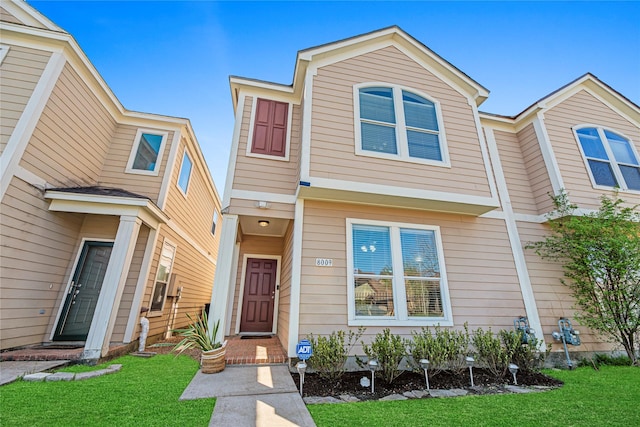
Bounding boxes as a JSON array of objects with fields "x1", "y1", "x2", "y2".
[{"x1": 296, "y1": 339, "x2": 313, "y2": 360}]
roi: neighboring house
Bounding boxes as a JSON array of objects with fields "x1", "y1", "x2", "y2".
[
  {"x1": 0, "y1": 1, "x2": 221, "y2": 361},
  {"x1": 210, "y1": 26, "x2": 639, "y2": 360}
]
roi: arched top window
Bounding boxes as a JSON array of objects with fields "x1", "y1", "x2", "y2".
[
  {"x1": 574, "y1": 126, "x2": 640, "y2": 191},
  {"x1": 354, "y1": 84, "x2": 448, "y2": 166}
]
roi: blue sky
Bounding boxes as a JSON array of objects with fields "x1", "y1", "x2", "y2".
[{"x1": 27, "y1": 1, "x2": 640, "y2": 194}]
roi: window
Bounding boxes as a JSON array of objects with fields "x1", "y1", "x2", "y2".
[
  {"x1": 575, "y1": 126, "x2": 640, "y2": 191},
  {"x1": 347, "y1": 219, "x2": 452, "y2": 326},
  {"x1": 355, "y1": 84, "x2": 448, "y2": 165},
  {"x1": 211, "y1": 210, "x2": 219, "y2": 235},
  {"x1": 247, "y1": 98, "x2": 290, "y2": 160},
  {"x1": 150, "y1": 241, "x2": 176, "y2": 313},
  {"x1": 126, "y1": 129, "x2": 168, "y2": 175},
  {"x1": 177, "y1": 151, "x2": 193, "y2": 194}
]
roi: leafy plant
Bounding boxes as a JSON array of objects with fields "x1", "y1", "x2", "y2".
[
  {"x1": 579, "y1": 353, "x2": 633, "y2": 369},
  {"x1": 472, "y1": 327, "x2": 512, "y2": 378},
  {"x1": 358, "y1": 328, "x2": 408, "y2": 384},
  {"x1": 499, "y1": 330, "x2": 547, "y2": 372},
  {"x1": 172, "y1": 310, "x2": 222, "y2": 354},
  {"x1": 409, "y1": 323, "x2": 470, "y2": 376},
  {"x1": 307, "y1": 327, "x2": 365, "y2": 381},
  {"x1": 527, "y1": 191, "x2": 640, "y2": 365}
]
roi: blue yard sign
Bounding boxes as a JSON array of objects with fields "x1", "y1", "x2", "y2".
[{"x1": 296, "y1": 339, "x2": 313, "y2": 360}]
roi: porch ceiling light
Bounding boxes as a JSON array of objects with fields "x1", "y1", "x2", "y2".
[{"x1": 258, "y1": 220, "x2": 270, "y2": 227}]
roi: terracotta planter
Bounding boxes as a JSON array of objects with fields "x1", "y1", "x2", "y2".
[{"x1": 201, "y1": 341, "x2": 227, "y2": 374}]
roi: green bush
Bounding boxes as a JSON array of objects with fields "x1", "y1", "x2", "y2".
[
  {"x1": 307, "y1": 327, "x2": 365, "y2": 381},
  {"x1": 472, "y1": 327, "x2": 512, "y2": 378},
  {"x1": 358, "y1": 328, "x2": 408, "y2": 384},
  {"x1": 579, "y1": 353, "x2": 633, "y2": 368},
  {"x1": 499, "y1": 330, "x2": 547, "y2": 372},
  {"x1": 409, "y1": 324, "x2": 470, "y2": 376}
]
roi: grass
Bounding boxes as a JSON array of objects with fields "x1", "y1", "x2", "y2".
[
  {"x1": 308, "y1": 366, "x2": 640, "y2": 427},
  {"x1": 0, "y1": 355, "x2": 215, "y2": 426}
]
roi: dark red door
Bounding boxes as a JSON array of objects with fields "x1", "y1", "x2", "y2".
[{"x1": 240, "y1": 258, "x2": 277, "y2": 333}]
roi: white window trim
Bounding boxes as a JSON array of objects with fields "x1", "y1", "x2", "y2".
[
  {"x1": 211, "y1": 209, "x2": 219, "y2": 236},
  {"x1": 125, "y1": 128, "x2": 169, "y2": 176},
  {"x1": 353, "y1": 83, "x2": 450, "y2": 167},
  {"x1": 573, "y1": 124, "x2": 640, "y2": 194},
  {"x1": 346, "y1": 218, "x2": 453, "y2": 327},
  {"x1": 0, "y1": 44, "x2": 10, "y2": 65},
  {"x1": 245, "y1": 96, "x2": 292, "y2": 162},
  {"x1": 176, "y1": 149, "x2": 193, "y2": 197},
  {"x1": 148, "y1": 238, "x2": 177, "y2": 316}
]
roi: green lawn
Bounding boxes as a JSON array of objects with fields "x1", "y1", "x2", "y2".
[
  {"x1": 308, "y1": 366, "x2": 640, "y2": 427},
  {"x1": 0, "y1": 355, "x2": 215, "y2": 427}
]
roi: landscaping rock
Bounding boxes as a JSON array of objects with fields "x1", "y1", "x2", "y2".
[
  {"x1": 74, "y1": 370, "x2": 107, "y2": 381},
  {"x1": 46, "y1": 372, "x2": 75, "y2": 382},
  {"x1": 450, "y1": 388, "x2": 468, "y2": 396},
  {"x1": 107, "y1": 364, "x2": 122, "y2": 372},
  {"x1": 23, "y1": 372, "x2": 51, "y2": 382},
  {"x1": 338, "y1": 394, "x2": 360, "y2": 402},
  {"x1": 505, "y1": 385, "x2": 534, "y2": 394},
  {"x1": 429, "y1": 389, "x2": 458, "y2": 398},
  {"x1": 303, "y1": 396, "x2": 343, "y2": 404},
  {"x1": 379, "y1": 393, "x2": 407, "y2": 401}
]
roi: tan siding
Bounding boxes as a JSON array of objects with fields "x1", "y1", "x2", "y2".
[
  {"x1": 276, "y1": 222, "x2": 294, "y2": 349},
  {"x1": 517, "y1": 123, "x2": 555, "y2": 214},
  {"x1": 19, "y1": 63, "x2": 116, "y2": 187},
  {"x1": 308, "y1": 46, "x2": 492, "y2": 198},
  {"x1": 230, "y1": 236, "x2": 284, "y2": 333},
  {"x1": 0, "y1": 44, "x2": 52, "y2": 154},
  {"x1": 492, "y1": 129, "x2": 538, "y2": 214},
  {"x1": 231, "y1": 97, "x2": 301, "y2": 196},
  {"x1": 99, "y1": 124, "x2": 172, "y2": 201},
  {"x1": 0, "y1": 179, "x2": 79, "y2": 349},
  {"x1": 544, "y1": 90, "x2": 640, "y2": 209},
  {"x1": 1, "y1": 6, "x2": 23, "y2": 25},
  {"x1": 228, "y1": 198, "x2": 295, "y2": 219},
  {"x1": 518, "y1": 221, "x2": 612, "y2": 352},
  {"x1": 296, "y1": 200, "x2": 525, "y2": 353}
]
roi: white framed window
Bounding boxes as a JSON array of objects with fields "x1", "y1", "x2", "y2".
[
  {"x1": 346, "y1": 218, "x2": 452, "y2": 326},
  {"x1": 574, "y1": 126, "x2": 640, "y2": 192},
  {"x1": 0, "y1": 44, "x2": 10, "y2": 65},
  {"x1": 126, "y1": 129, "x2": 169, "y2": 176},
  {"x1": 354, "y1": 83, "x2": 449, "y2": 167},
  {"x1": 149, "y1": 240, "x2": 176, "y2": 315},
  {"x1": 177, "y1": 150, "x2": 193, "y2": 195},
  {"x1": 211, "y1": 210, "x2": 219, "y2": 236}
]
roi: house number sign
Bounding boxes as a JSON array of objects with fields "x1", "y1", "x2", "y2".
[{"x1": 315, "y1": 258, "x2": 333, "y2": 267}]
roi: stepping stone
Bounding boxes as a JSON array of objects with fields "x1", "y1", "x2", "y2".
[
  {"x1": 46, "y1": 372, "x2": 75, "y2": 382},
  {"x1": 74, "y1": 370, "x2": 106, "y2": 381},
  {"x1": 411, "y1": 390, "x2": 430, "y2": 398},
  {"x1": 303, "y1": 396, "x2": 343, "y2": 404},
  {"x1": 23, "y1": 373, "x2": 51, "y2": 382},
  {"x1": 379, "y1": 393, "x2": 407, "y2": 401}
]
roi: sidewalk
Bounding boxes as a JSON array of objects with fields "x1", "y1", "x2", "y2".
[
  {"x1": 181, "y1": 364, "x2": 316, "y2": 427},
  {"x1": 0, "y1": 360, "x2": 70, "y2": 385}
]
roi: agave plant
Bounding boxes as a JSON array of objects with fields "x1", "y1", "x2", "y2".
[{"x1": 173, "y1": 310, "x2": 222, "y2": 354}]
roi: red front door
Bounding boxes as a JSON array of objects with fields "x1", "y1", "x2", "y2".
[{"x1": 240, "y1": 258, "x2": 277, "y2": 333}]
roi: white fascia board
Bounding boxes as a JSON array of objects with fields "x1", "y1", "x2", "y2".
[
  {"x1": 230, "y1": 190, "x2": 297, "y2": 205},
  {"x1": 9, "y1": 0, "x2": 64, "y2": 31},
  {"x1": 532, "y1": 112, "x2": 564, "y2": 195},
  {"x1": 156, "y1": 128, "x2": 182, "y2": 210}
]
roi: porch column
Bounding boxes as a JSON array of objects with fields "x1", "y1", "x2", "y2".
[
  {"x1": 208, "y1": 214, "x2": 239, "y2": 344},
  {"x1": 83, "y1": 215, "x2": 142, "y2": 360}
]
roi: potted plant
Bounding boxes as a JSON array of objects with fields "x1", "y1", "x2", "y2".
[{"x1": 173, "y1": 310, "x2": 227, "y2": 373}]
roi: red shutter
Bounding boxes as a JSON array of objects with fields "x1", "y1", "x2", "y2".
[{"x1": 251, "y1": 98, "x2": 288, "y2": 157}]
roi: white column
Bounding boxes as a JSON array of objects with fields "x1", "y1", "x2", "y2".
[
  {"x1": 287, "y1": 199, "x2": 304, "y2": 357},
  {"x1": 208, "y1": 214, "x2": 239, "y2": 344},
  {"x1": 83, "y1": 215, "x2": 142, "y2": 360}
]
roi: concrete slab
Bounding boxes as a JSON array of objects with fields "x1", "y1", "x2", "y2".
[
  {"x1": 46, "y1": 372, "x2": 75, "y2": 382},
  {"x1": 181, "y1": 365, "x2": 297, "y2": 400},
  {"x1": 0, "y1": 360, "x2": 69, "y2": 385},
  {"x1": 209, "y1": 393, "x2": 316, "y2": 427}
]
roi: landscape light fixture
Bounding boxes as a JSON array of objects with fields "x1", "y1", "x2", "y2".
[
  {"x1": 258, "y1": 220, "x2": 270, "y2": 227},
  {"x1": 419, "y1": 359, "x2": 430, "y2": 391},
  {"x1": 296, "y1": 361, "x2": 307, "y2": 397},
  {"x1": 508, "y1": 363, "x2": 519, "y2": 385},
  {"x1": 368, "y1": 359, "x2": 378, "y2": 394},
  {"x1": 466, "y1": 356, "x2": 475, "y2": 387}
]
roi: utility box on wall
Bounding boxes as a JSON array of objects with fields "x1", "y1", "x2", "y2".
[{"x1": 167, "y1": 274, "x2": 180, "y2": 297}]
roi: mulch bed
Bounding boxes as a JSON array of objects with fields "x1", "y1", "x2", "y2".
[{"x1": 291, "y1": 369, "x2": 563, "y2": 401}]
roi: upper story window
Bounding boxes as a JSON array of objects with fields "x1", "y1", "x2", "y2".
[
  {"x1": 575, "y1": 126, "x2": 640, "y2": 191},
  {"x1": 247, "y1": 98, "x2": 291, "y2": 160},
  {"x1": 126, "y1": 129, "x2": 168, "y2": 175},
  {"x1": 347, "y1": 219, "x2": 452, "y2": 326},
  {"x1": 150, "y1": 240, "x2": 176, "y2": 314},
  {"x1": 354, "y1": 84, "x2": 449, "y2": 166},
  {"x1": 177, "y1": 150, "x2": 193, "y2": 195}
]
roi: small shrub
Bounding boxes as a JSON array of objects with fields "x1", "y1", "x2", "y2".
[
  {"x1": 409, "y1": 323, "x2": 470, "y2": 376},
  {"x1": 472, "y1": 327, "x2": 511, "y2": 378},
  {"x1": 579, "y1": 353, "x2": 633, "y2": 368},
  {"x1": 358, "y1": 328, "x2": 408, "y2": 384},
  {"x1": 307, "y1": 327, "x2": 365, "y2": 381},
  {"x1": 499, "y1": 330, "x2": 547, "y2": 372}
]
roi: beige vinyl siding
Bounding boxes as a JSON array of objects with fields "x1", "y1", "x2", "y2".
[
  {"x1": 229, "y1": 235, "x2": 284, "y2": 334},
  {"x1": 143, "y1": 225, "x2": 217, "y2": 339},
  {"x1": 492, "y1": 129, "x2": 538, "y2": 214},
  {"x1": 297, "y1": 200, "x2": 525, "y2": 353},
  {"x1": 276, "y1": 222, "x2": 294, "y2": 349},
  {"x1": 231, "y1": 97, "x2": 301, "y2": 196},
  {"x1": 517, "y1": 123, "x2": 555, "y2": 214},
  {"x1": 19, "y1": 63, "x2": 116, "y2": 187},
  {"x1": 0, "y1": 179, "x2": 84, "y2": 349},
  {"x1": 0, "y1": 44, "x2": 52, "y2": 154},
  {"x1": 99, "y1": 124, "x2": 171, "y2": 201},
  {"x1": 0, "y1": 6, "x2": 23, "y2": 25},
  {"x1": 228, "y1": 198, "x2": 295, "y2": 219},
  {"x1": 308, "y1": 46, "x2": 491, "y2": 198},
  {"x1": 518, "y1": 220, "x2": 612, "y2": 352},
  {"x1": 544, "y1": 90, "x2": 640, "y2": 209}
]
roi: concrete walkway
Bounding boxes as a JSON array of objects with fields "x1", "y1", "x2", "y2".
[
  {"x1": 0, "y1": 360, "x2": 70, "y2": 385},
  {"x1": 181, "y1": 365, "x2": 316, "y2": 427}
]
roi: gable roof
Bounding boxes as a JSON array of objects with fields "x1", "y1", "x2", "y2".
[
  {"x1": 2, "y1": 0, "x2": 64, "y2": 32},
  {"x1": 230, "y1": 26, "x2": 490, "y2": 110}
]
